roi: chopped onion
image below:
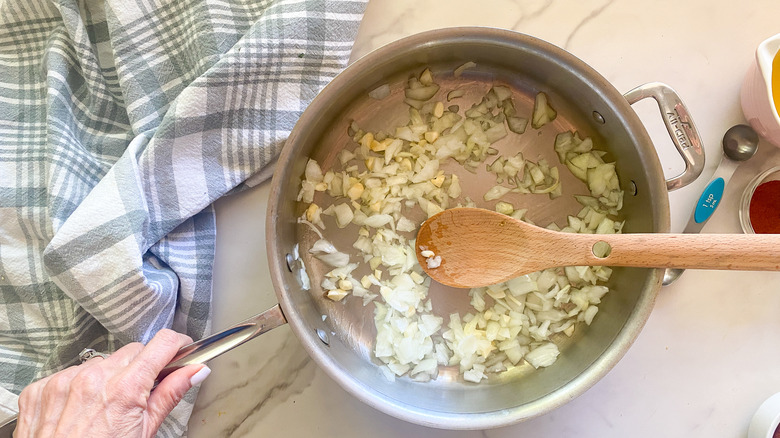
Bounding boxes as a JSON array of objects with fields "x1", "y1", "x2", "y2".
[
  {"x1": 454, "y1": 61, "x2": 476, "y2": 77},
  {"x1": 315, "y1": 252, "x2": 349, "y2": 268},
  {"x1": 333, "y1": 203, "x2": 353, "y2": 228},
  {"x1": 310, "y1": 239, "x2": 338, "y2": 254},
  {"x1": 484, "y1": 185, "x2": 512, "y2": 201},
  {"x1": 305, "y1": 159, "x2": 324, "y2": 183},
  {"x1": 396, "y1": 216, "x2": 416, "y2": 233},
  {"x1": 506, "y1": 116, "x2": 528, "y2": 134},
  {"x1": 369, "y1": 84, "x2": 391, "y2": 100},
  {"x1": 363, "y1": 213, "x2": 393, "y2": 228},
  {"x1": 531, "y1": 92, "x2": 557, "y2": 129},
  {"x1": 419, "y1": 68, "x2": 434, "y2": 86},
  {"x1": 405, "y1": 85, "x2": 440, "y2": 102},
  {"x1": 296, "y1": 66, "x2": 625, "y2": 385},
  {"x1": 447, "y1": 89, "x2": 465, "y2": 101},
  {"x1": 525, "y1": 342, "x2": 560, "y2": 368}
]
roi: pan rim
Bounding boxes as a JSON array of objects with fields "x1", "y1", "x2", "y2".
[{"x1": 266, "y1": 26, "x2": 668, "y2": 429}]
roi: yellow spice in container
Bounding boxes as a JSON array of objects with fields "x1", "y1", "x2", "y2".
[{"x1": 773, "y1": 49, "x2": 780, "y2": 116}]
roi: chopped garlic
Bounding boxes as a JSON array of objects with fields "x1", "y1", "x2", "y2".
[
  {"x1": 338, "y1": 278, "x2": 353, "y2": 291},
  {"x1": 430, "y1": 172, "x2": 445, "y2": 188},
  {"x1": 359, "y1": 132, "x2": 374, "y2": 149},
  {"x1": 424, "y1": 130, "x2": 440, "y2": 143},
  {"x1": 327, "y1": 289, "x2": 349, "y2": 302},
  {"x1": 495, "y1": 201, "x2": 514, "y2": 215},
  {"x1": 346, "y1": 182, "x2": 364, "y2": 201},
  {"x1": 433, "y1": 102, "x2": 444, "y2": 118}
]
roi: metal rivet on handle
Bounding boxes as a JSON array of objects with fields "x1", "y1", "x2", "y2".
[
  {"x1": 630, "y1": 180, "x2": 638, "y2": 196},
  {"x1": 285, "y1": 253, "x2": 294, "y2": 272},
  {"x1": 592, "y1": 111, "x2": 606, "y2": 124},
  {"x1": 316, "y1": 329, "x2": 330, "y2": 345}
]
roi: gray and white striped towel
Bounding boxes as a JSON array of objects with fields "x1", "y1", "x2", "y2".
[{"x1": 0, "y1": 0, "x2": 366, "y2": 435}]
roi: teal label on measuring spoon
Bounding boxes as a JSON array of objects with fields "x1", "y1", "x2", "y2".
[{"x1": 693, "y1": 177, "x2": 725, "y2": 223}]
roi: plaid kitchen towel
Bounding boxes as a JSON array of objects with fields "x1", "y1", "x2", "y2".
[{"x1": 0, "y1": 0, "x2": 366, "y2": 435}]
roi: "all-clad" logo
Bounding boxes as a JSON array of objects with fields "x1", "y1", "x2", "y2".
[{"x1": 666, "y1": 111, "x2": 690, "y2": 149}]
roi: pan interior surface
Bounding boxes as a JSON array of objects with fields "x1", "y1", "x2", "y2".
[{"x1": 268, "y1": 28, "x2": 667, "y2": 428}]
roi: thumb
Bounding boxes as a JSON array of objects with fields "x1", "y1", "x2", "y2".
[{"x1": 146, "y1": 364, "x2": 211, "y2": 431}]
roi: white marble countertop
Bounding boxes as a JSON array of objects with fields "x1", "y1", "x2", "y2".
[{"x1": 188, "y1": 1, "x2": 780, "y2": 436}]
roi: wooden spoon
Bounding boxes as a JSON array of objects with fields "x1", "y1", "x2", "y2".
[{"x1": 415, "y1": 207, "x2": 780, "y2": 288}]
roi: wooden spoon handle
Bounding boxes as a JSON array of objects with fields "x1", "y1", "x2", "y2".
[
  {"x1": 416, "y1": 208, "x2": 780, "y2": 288},
  {"x1": 557, "y1": 232, "x2": 780, "y2": 271}
]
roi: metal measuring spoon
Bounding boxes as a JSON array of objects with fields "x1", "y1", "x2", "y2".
[{"x1": 663, "y1": 124, "x2": 759, "y2": 285}]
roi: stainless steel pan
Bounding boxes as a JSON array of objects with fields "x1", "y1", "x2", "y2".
[{"x1": 0, "y1": 27, "x2": 705, "y2": 434}]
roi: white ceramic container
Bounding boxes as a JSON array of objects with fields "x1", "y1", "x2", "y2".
[{"x1": 742, "y1": 33, "x2": 780, "y2": 147}]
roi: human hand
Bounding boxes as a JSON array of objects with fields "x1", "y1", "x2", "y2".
[{"x1": 15, "y1": 329, "x2": 210, "y2": 438}]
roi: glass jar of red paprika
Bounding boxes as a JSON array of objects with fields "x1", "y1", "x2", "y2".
[{"x1": 740, "y1": 166, "x2": 780, "y2": 234}]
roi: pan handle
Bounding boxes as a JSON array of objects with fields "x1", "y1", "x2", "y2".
[
  {"x1": 624, "y1": 82, "x2": 705, "y2": 191},
  {"x1": 0, "y1": 305, "x2": 288, "y2": 436},
  {"x1": 0, "y1": 416, "x2": 15, "y2": 438},
  {"x1": 156, "y1": 304, "x2": 287, "y2": 381}
]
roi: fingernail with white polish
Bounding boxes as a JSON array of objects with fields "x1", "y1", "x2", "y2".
[{"x1": 190, "y1": 366, "x2": 211, "y2": 386}]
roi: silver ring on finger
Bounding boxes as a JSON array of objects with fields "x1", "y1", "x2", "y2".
[{"x1": 78, "y1": 348, "x2": 108, "y2": 363}]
